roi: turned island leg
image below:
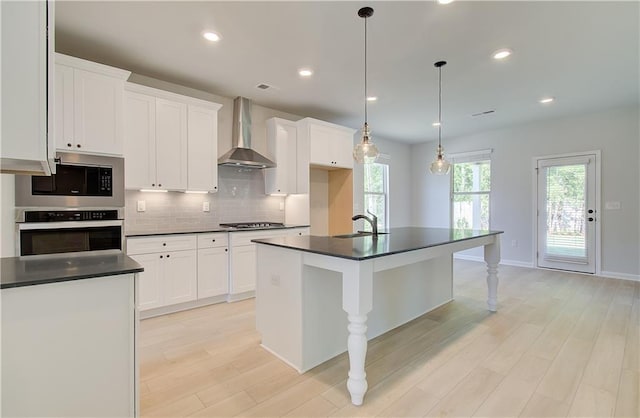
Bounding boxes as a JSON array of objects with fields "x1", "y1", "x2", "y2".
[
  {"x1": 342, "y1": 261, "x2": 374, "y2": 406},
  {"x1": 484, "y1": 236, "x2": 501, "y2": 312}
]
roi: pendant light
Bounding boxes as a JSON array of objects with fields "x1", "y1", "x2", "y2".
[
  {"x1": 353, "y1": 6, "x2": 380, "y2": 164},
  {"x1": 429, "y1": 60, "x2": 451, "y2": 175}
]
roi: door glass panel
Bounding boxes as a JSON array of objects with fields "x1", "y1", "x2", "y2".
[{"x1": 544, "y1": 164, "x2": 587, "y2": 260}]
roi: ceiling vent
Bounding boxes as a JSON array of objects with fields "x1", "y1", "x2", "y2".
[
  {"x1": 471, "y1": 110, "x2": 495, "y2": 117},
  {"x1": 256, "y1": 83, "x2": 271, "y2": 90}
]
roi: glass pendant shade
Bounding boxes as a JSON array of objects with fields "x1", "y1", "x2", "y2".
[
  {"x1": 354, "y1": 123, "x2": 379, "y2": 164},
  {"x1": 429, "y1": 145, "x2": 451, "y2": 174}
]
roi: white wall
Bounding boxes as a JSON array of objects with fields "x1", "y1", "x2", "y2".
[
  {"x1": 352, "y1": 136, "x2": 413, "y2": 230},
  {"x1": 411, "y1": 105, "x2": 640, "y2": 278}
]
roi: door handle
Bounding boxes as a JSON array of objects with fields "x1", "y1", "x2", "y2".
[
  {"x1": 588, "y1": 209, "x2": 594, "y2": 214},
  {"x1": 588, "y1": 217, "x2": 595, "y2": 222}
]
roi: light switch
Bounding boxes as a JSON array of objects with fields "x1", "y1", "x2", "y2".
[
  {"x1": 203, "y1": 201, "x2": 210, "y2": 212},
  {"x1": 605, "y1": 201, "x2": 621, "y2": 210},
  {"x1": 137, "y1": 200, "x2": 146, "y2": 212}
]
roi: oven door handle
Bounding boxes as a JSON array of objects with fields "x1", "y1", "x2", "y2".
[{"x1": 18, "y1": 220, "x2": 124, "y2": 230}]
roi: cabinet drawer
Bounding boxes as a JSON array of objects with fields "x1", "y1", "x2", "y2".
[
  {"x1": 197, "y1": 233, "x2": 228, "y2": 249},
  {"x1": 127, "y1": 234, "x2": 196, "y2": 255},
  {"x1": 229, "y1": 229, "x2": 289, "y2": 247}
]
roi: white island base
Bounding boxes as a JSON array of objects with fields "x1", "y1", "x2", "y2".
[{"x1": 255, "y1": 233, "x2": 500, "y2": 406}]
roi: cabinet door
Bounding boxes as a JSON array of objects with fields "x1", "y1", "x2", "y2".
[
  {"x1": 331, "y1": 132, "x2": 354, "y2": 169},
  {"x1": 163, "y1": 250, "x2": 197, "y2": 306},
  {"x1": 73, "y1": 68, "x2": 124, "y2": 155},
  {"x1": 124, "y1": 91, "x2": 156, "y2": 189},
  {"x1": 264, "y1": 119, "x2": 291, "y2": 195},
  {"x1": 55, "y1": 64, "x2": 75, "y2": 152},
  {"x1": 155, "y1": 98, "x2": 187, "y2": 190},
  {"x1": 230, "y1": 245, "x2": 257, "y2": 294},
  {"x1": 187, "y1": 105, "x2": 218, "y2": 192},
  {"x1": 308, "y1": 124, "x2": 333, "y2": 166},
  {"x1": 197, "y1": 247, "x2": 229, "y2": 298},
  {"x1": 130, "y1": 253, "x2": 163, "y2": 311}
]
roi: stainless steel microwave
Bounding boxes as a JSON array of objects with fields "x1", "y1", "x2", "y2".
[{"x1": 15, "y1": 152, "x2": 124, "y2": 207}]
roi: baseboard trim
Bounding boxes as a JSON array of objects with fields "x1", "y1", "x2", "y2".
[
  {"x1": 599, "y1": 271, "x2": 640, "y2": 282},
  {"x1": 140, "y1": 294, "x2": 228, "y2": 319},
  {"x1": 453, "y1": 254, "x2": 534, "y2": 269}
]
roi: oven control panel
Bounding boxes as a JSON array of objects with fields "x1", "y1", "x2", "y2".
[{"x1": 24, "y1": 210, "x2": 120, "y2": 222}]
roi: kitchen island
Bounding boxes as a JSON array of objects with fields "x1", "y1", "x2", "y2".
[
  {"x1": 1, "y1": 253, "x2": 143, "y2": 417},
  {"x1": 253, "y1": 227, "x2": 502, "y2": 406}
]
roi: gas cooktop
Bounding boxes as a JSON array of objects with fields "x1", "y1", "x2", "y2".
[{"x1": 220, "y1": 222, "x2": 285, "y2": 229}]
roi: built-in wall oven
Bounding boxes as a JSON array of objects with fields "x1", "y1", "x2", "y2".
[{"x1": 16, "y1": 209, "x2": 124, "y2": 257}]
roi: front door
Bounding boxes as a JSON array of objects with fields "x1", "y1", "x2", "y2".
[{"x1": 536, "y1": 154, "x2": 597, "y2": 273}]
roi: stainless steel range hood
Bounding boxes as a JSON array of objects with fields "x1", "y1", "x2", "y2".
[{"x1": 218, "y1": 97, "x2": 276, "y2": 169}]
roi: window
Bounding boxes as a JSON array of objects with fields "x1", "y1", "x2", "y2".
[
  {"x1": 451, "y1": 151, "x2": 491, "y2": 230},
  {"x1": 364, "y1": 163, "x2": 389, "y2": 231}
]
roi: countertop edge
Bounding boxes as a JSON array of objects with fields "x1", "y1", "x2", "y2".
[
  {"x1": 1, "y1": 266, "x2": 144, "y2": 289},
  {"x1": 125, "y1": 225, "x2": 310, "y2": 237}
]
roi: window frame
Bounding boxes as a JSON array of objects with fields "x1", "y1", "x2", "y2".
[
  {"x1": 449, "y1": 149, "x2": 492, "y2": 231},
  {"x1": 363, "y1": 162, "x2": 389, "y2": 230}
]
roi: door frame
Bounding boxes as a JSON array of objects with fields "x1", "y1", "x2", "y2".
[{"x1": 532, "y1": 150, "x2": 601, "y2": 275}]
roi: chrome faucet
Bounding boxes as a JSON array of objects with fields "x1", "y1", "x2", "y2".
[{"x1": 352, "y1": 210, "x2": 378, "y2": 235}]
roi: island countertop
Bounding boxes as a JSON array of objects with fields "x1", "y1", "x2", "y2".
[
  {"x1": 1, "y1": 253, "x2": 144, "y2": 289},
  {"x1": 253, "y1": 227, "x2": 504, "y2": 261}
]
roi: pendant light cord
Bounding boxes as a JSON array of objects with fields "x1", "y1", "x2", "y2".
[
  {"x1": 438, "y1": 64, "x2": 442, "y2": 149},
  {"x1": 364, "y1": 15, "x2": 368, "y2": 125}
]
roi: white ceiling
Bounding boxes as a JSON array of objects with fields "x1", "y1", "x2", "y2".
[{"x1": 56, "y1": 1, "x2": 639, "y2": 144}]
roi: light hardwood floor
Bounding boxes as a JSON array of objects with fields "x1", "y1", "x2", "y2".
[{"x1": 139, "y1": 261, "x2": 640, "y2": 417}]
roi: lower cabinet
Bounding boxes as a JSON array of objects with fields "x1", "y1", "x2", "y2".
[
  {"x1": 228, "y1": 227, "x2": 310, "y2": 299},
  {"x1": 127, "y1": 234, "x2": 198, "y2": 313},
  {"x1": 197, "y1": 233, "x2": 229, "y2": 298}
]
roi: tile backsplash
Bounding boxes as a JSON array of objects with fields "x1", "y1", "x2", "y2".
[{"x1": 125, "y1": 166, "x2": 284, "y2": 234}]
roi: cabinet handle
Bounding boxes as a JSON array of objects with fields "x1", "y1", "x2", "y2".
[
  {"x1": 152, "y1": 183, "x2": 155, "y2": 187},
  {"x1": 214, "y1": 186, "x2": 218, "y2": 190},
  {"x1": 163, "y1": 243, "x2": 166, "y2": 246},
  {"x1": 77, "y1": 144, "x2": 81, "y2": 148},
  {"x1": 158, "y1": 183, "x2": 162, "y2": 187},
  {"x1": 225, "y1": 249, "x2": 228, "y2": 252},
  {"x1": 212, "y1": 239, "x2": 216, "y2": 242},
  {"x1": 160, "y1": 255, "x2": 163, "y2": 259},
  {"x1": 166, "y1": 254, "x2": 170, "y2": 258},
  {"x1": 67, "y1": 143, "x2": 72, "y2": 147}
]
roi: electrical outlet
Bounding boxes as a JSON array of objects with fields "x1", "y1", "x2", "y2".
[
  {"x1": 605, "y1": 201, "x2": 621, "y2": 210},
  {"x1": 137, "y1": 200, "x2": 146, "y2": 212},
  {"x1": 270, "y1": 275, "x2": 280, "y2": 286},
  {"x1": 203, "y1": 201, "x2": 210, "y2": 212}
]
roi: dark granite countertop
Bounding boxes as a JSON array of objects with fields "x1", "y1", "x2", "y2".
[
  {"x1": 1, "y1": 253, "x2": 144, "y2": 289},
  {"x1": 253, "y1": 227, "x2": 503, "y2": 261},
  {"x1": 125, "y1": 224, "x2": 310, "y2": 237}
]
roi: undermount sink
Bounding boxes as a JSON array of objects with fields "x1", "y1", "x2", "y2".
[{"x1": 333, "y1": 231, "x2": 389, "y2": 239}]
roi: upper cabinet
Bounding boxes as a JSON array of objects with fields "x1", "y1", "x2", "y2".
[
  {"x1": 1, "y1": 1, "x2": 55, "y2": 175},
  {"x1": 297, "y1": 118, "x2": 355, "y2": 170},
  {"x1": 55, "y1": 54, "x2": 131, "y2": 156},
  {"x1": 264, "y1": 118, "x2": 308, "y2": 195},
  {"x1": 187, "y1": 105, "x2": 220, "y2": 192},
  {"x1": 124, "y1": 83, "x2": 221, "y2": 192}
]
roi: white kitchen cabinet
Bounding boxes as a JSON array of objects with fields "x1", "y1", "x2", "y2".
[
  {"x1": 188, "y1": 105, "x2": 220, "y2": 192},
  {"x1": 264, "y1": 118, "x2": 308, "y2": 195},
  {"x1": 298, "y1": 118, "x2": 355, "y2": 169},
  {"x1": 155, "y1": 98, "x2": 188, "y2": 190},
  {"x1": 55, "y1": 54, "x2": 130, "y2": 156},
  {"x1": 197, "y1": 233, "x2": 229, "y2": 298},
  {"x1": 127, "y1": 235, "x2": 197, "y2": 312},
  {"x1": 124, "y1": 83, "x2": 221, "y2": 191},
  {"x1": 1, "y1": 0, "x2": 55, "y2": 175},
  {"x1": 228, "y1": 227, "x2": 310, "y2": 300}
]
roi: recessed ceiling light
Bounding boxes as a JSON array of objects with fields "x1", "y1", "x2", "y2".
[
  {"x1": 539, "y1": 97, "x2": 555, "y2": 104},
  {"x1": 438, "y1": 0, "x2": 454, "y2": 4},
  {"x1": 367, "y1": 96, "x2": 377, "y2": 102},
  {"x1": 493, "y1": 48, "x2": 513, "y2": 60},
  {"x1": 203, "y1": 31, "x2": 221, "y2": 42},
  {"x1": 298, "y1": 69, "x2": 313, "y2": 77},
  {"x1": 432, "y1": 122, "x2": 441, "y2": 127}
]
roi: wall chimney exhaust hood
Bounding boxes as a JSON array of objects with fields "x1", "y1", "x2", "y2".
[{"x1": 218, "y1": 97, "x2": 276, "y2": 169}]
